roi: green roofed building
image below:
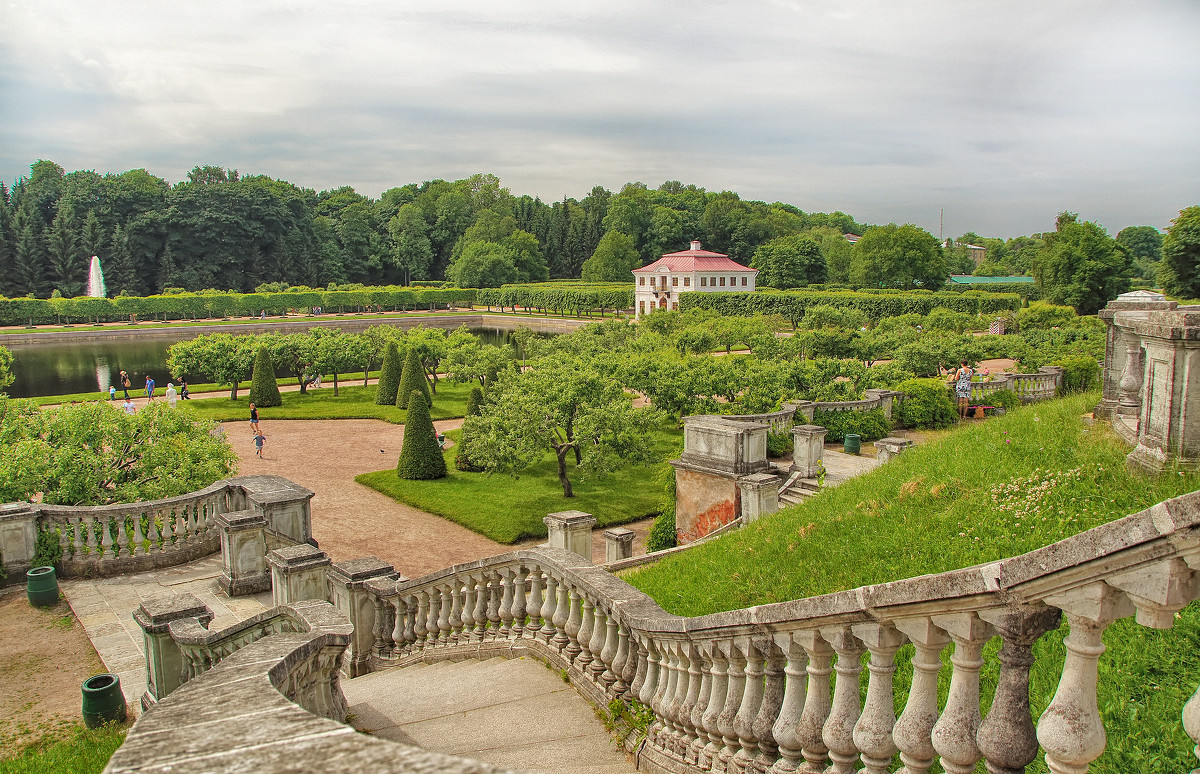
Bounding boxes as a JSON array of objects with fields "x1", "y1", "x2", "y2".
[{"x1": 947, "y1": 275, "x2": 1034, "y2": 284}]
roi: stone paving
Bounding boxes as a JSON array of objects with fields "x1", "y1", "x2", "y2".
[{"x1": 60, "y1": 554, "x2": 272, "y2": 716}]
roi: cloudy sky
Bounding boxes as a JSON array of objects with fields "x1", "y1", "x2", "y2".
[{"x1": 2, "y1": 0, "x2": 1197, "y2": 238}]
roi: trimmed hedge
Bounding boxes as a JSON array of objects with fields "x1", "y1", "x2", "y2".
[
  {"x1": 944, "y1": 282, "x2": 1041, "y2": 302},
  {"x1": 247, "y1": 347, "x2": 283, "y2": 407},
  {"x1": 396, "y1": 393, "x2": 447, "y2": 480},
  {"x1": 477, "y1": 283, "x2": 633, "y2": 317},
  {"x1": 894, "y1": 378, "x2": 959, "y2": 429},
  {"x1": 396, "y1": 348, "x2": 430, "y2": 410},
  {"x1": 375, "y1": 341, "x2": 403, "y2": 406},
  {"x1": 678, "y1": 289, "x2": 1021, "y2": 326},
  {"x1": 811, "y1": 408, "x2": 891, "y2": 443}
]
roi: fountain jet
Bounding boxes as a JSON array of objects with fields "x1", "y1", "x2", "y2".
[{"x1": 87, "y1": 255, "x2": 106, "y2": 298}]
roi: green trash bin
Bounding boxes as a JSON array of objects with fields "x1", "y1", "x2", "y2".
[
  {"x1": 26, "y1": 566, "x2": 59, "y2": 607},
  {"x1": 844, "y1": 433, "x2": 861, "y2": 455},
  {"x1": 82, "y1": 674, "x2": 127, "y2": 728}
]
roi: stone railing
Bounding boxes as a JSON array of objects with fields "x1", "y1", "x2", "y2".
[
  {"x1": 967, "y1": 366, "x2": 1063, "y2": 404},
  {"x1": 0, "y1": 475, "x2": 313, "y2": 580},
  {"x1": 342, "y1": 488, "x2": 1200, "y2": 774},
  {"x1": 108, "y1": 598, "x2": 507, "y2": 774}
]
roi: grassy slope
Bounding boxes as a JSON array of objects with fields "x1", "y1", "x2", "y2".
[
  {"x1": 181, "y1": 381, "x2": 472, "y2": 424},
  {"x1": 0, "y1": 725, "x2": 125, "y2": 774},
  {"x1": 626, "y1": 393, "x2": 1200, "y2": 773},
  {"x1": 357, "y1": 426, "x2": 679, "y2": 543}
]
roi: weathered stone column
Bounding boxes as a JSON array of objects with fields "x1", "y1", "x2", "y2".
[
  {"x1": 790, "y1": 425, "x2": 827, "y2": 478},
  {"x1": 1095, "y1": 290, "x2": 1175, "y2": 419},
  {"x1": 603, "y1": 527, "x2": 636, "y2": 563},
  {"x1": 875, "y1": 437, "x2": 914, "y2": 464},
  {"x1": 544, "y1": 510, "x2": 596, "y2": 562},
  {"x1": 214, "y1": 509, "x2": 270, "y2": 596},
  {"x1": 328, "y1": 557, "x2": 400, "y2": 677},
  {"x1": 739, "y1": 472, "x2": 780, "y2": 523},
  {"x1": 134, "y1": 592, "x2": 213, "y2": 709},
  {"x1": 267, "y1": 544, "x2": 332, "y2": 606}
]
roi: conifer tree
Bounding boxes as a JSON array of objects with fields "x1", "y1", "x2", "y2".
[
  {"x1": 375, "y1": 341, "x2": 402, "y2": 405},
  {"x1": 47, "y1": 204, "x2": 83, "y2": 297},
  {"x1": 106, "y1": 225, "x2": 137, "y2": 297},
  {"x1": 396, "y1": 347, "x2": 430, "y2": 409},
  {"x1": 455, "y1": 384, "x2": 486, "y2": 472},
  {"x1": 465, "y1": 384, "x2": 484, "y2": 417},
  {"x1": 396, "y1": 392, "x2": 447, "y2": 480},
  {"x1": 248, "y1": 346, "x2": 283, "y2": 407}
]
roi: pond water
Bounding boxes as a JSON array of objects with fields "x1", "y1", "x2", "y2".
[{"x1": 5, "y1": 328, "x2": 524, "y2": 399}]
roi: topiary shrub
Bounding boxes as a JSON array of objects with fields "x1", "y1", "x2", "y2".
[
  {"x1": 375, "y1": 341, "x2": 402, "y2": 405},
  {"x1": 396, "y1": 348, "x2": 430, "y2": 410},
  {"x1": 894, "y1": 378, "x2": 958, "y2": 429},
  {"x1": 248, "y1": 347, "x2": 283, "y2": 407},
  {"x1": 396, "y1": 392, "x2": 447, "y2": 480},
  {"x1": 1054, "y1": 356, "x2": 1100, "y2": 394},
  {"x1": 811, "y1": 408, "x2": 891, "y2": 443},
  {"x1": 465, "y1": 385, "x2": 484, "y2": 417},
  {"x1": 766, "y1": 430, "x2": 794, "y2": 458}
]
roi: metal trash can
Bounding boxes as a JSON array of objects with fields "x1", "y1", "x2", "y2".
[
  {"x1": 82, "y1": 673, "x2": 128, "y2": 728},
  {"x1": 844, "y1": 434, "x2": 861, "y2": 455}
]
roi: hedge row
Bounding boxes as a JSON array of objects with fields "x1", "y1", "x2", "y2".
[
  {"x1": 0, "y1": 287, "x2": 478, "y2": 326},
  {"x1": 477, "y1": 283, "x2": 634, "y2": 317},
  {"x1": 944, "y1": 282, "x2": 1041, "y2": 302},
  {"x1": 678, "y1": 289, "x2": 1021, "y2": 324}
]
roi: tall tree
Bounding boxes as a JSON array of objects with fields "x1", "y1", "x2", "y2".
[
  {"x1": 388, "y1": 203, "x2": 434, "y2": 284},
  {"x1": 849, "y1": 223, "x2": 947, "y2": 289},
  {"x1": 13, "y1": 211, "x2": 47, "y2": 297},
  {"x1": 581, "y1": 230, "x2": 639, "y2": 282},
  {"x1": 750, "y1": 235, "x2": 827, "y2": 289},
  {"x1": 1031, "y1": 212, "x2": 1131, "y2": 314},
  {"x1": 47, "y1": 203, "x2": 85, "y2": 296},
  {"x1": 1117, "y1": 225, "x2": 1164, "y2": 281},
  {"x1": 105, "y1": 224, "x2": 137, "y2": 296},
  {"x1": 1159, "y1": 206, "x2": 1200, "y2": 299},
  {"x1": 445, "y1": 241, "x2": 518, "y2": 288}
]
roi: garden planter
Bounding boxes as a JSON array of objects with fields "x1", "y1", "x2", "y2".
[
  {"x1": 844, "y1": 434, "x2": 861, "y2": 455},
  {"x1": 82, "y1": 674, "x2": 127, "y2": 728},
  {"x1": 25, "y1": 566, "x2": 59, "y2": 607}
]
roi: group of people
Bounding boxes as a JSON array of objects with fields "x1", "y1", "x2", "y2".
[{"x1": 109, "y1": 369, "x2": 190, "y2": 413}]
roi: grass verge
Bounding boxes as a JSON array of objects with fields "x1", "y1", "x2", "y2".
[
  {"x1": 357, "y1": 426, "x2": 678, "y2": 543},
  {"x1": 0, "y1": 724, "x2": 126, "y2": 774},
  {"x1": 626, "y1": 392, "x2": 1200, "y2": 774},
  {"x1": 181, "y1": 381, "x2": 473, "y2": 424}
]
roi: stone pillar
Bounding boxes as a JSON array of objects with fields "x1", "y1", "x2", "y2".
[
  {"x1": 1126, "y1": 314, "x2": 1200, "y2": 472},
  {"x1": 875, "y1": 437, "x2": 914, "y2": 464},
  {"x1": 0, "y1": 503, "x2": 37, "y2": 577},
  {"x1": 544, "y1": 511, "x2": 596, "y2": 562},
  {"x1": 327, "y1": 557, "x2": 400, "y2": 678},
  {"x1": 1095, "y1": 290, "x2": 1176, "y2": 419},
  {"x1": 603, "y1": 527, "x2": 636, "y2": 563},
  {"x1": 134, "y1": 592, "x2": 213, "y2": 709},
  {"x1": 864, "y1": 389, "x2": 899, "y2": 421},
  {"x1": 790, "y1": 425, "x2": 827, "y2": 478},
  {"x1": 214, "y1": 510, "x2": 270, "y2": 596},
  {"x1": 267, "y1": 544, "x2": 332, "y2": 606},
  {"x1": 738, "y1": 473, "x2": 779, "y2": 524},
  {"x1": 794, "y1": 401, "x2": 815, "y2": 424},
  {"x1": 233, "y1": 475, "x2": 316, "y2": 546}
]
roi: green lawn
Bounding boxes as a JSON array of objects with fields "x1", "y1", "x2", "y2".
[
  {"x1": 357, "y1": 426, "x2": 680, "y2": 543},
  {"x1": 625, "y1": 392, "x2": 1200, "y2": 774},
  {"x1": 0, "y1": 724, "x2": 126, "y2": 774},
  {"x1": 182, "y1": 381, "x2": 473, "y2": 424}
]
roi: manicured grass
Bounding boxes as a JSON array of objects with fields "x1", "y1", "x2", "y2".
[
  {"x1": 357, "y1": 426, "x2": 680, "y2": 543},
  {"x1": 182, "y1": 381, "x2": 473, "y2": 424},
  {"x1": 30, "y1": 371, "x2": 388, "y2": 405},
  {"x1": 0, "y1": 724, "x2": 126, "y2": 774},
  {"x1": 626, "y1": 392, "x2": 1200, "y2": 774}
]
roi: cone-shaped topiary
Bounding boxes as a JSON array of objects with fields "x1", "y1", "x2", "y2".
[
  {"x1": 375, "y1": 341, "x2": 402, "y2": 405},
  {"x1": 248, "y1": 347, "x2": 283, "y2": 407},
  {"x1": 455, "y1": 387, "x2": 487, "y2": 472},
  {"x1": 396, "y1": 348, "x2": 430, "y2": 409},
  {"x1": 397, "y1": 391, "x2": 447, "y2": 480},
  {"x1": 465, "y1": 385, "x2": 484, "y2": 417}
]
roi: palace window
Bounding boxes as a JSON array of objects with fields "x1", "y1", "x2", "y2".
[
  {"x1": 683, "y1": 277, "x2": 691, "y2": 287},
  {"x1": 741, "y1": 276, "x2": 747, "y2": 286},
  {"x1": 701, "y1": 277, "x2": 707, "y2": 287},
  {"x1": 672, "y1": 277, "x2": 678, "y2": 287},
  {"x1": 638, "y1": 277, "x2": 644, "y2": 286},
  {"x1": 720, "y1": 277, "x2": 726, "y2": 287}
]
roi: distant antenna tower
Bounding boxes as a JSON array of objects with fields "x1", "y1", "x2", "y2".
[{"x1": 940, "y1": 209, "x2": 944, "y2": 242}]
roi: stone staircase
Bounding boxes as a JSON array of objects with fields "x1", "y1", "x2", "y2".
[
  {"x1": 341, "y1": 656, "x2": 635, "y2": 774},
  {"x1": 775, "y1": 470, "x2": 819, "y2": 507}
]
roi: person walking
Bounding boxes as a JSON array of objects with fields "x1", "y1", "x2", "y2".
[
  {"x1": 145, "y1": 375, "x2": 156, "y2": 401},
  {"x1": 952, "y1": 360, "x2": 974, "y2": 419},
  {"x1": 109, "y1": 384, "x2": 117, "y2": 401},
  {"x1": 253, "y1": 431, "x2": 266, "y2": 458},
  {"x1": 249, "y1": 402, "x2": 260, "y2": 433},
  {"x1": 120, "y1": 370, "x2": 131, "y2": 399},
  {"x1": 122, "y1": 396, "x2": 136, "y2": 414},
  {"x1": 180, "y1": 380, "x2": 190, "y2": 400},
  {"x1": 165, "y1": 382, "x2": 178, "y2": 407}
]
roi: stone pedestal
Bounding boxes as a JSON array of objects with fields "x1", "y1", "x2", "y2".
[
  {"x1": 0, "y1": 503, "x2": 36, "y2": 577},
  {"x1": 790, "y1": 425, "x2": 827, "y2": 477},
  {"x1": 328, "y1": 557, "x2": 399, "y2": 677},
  {"x1": 214, "y1": 510, "x2": 270, "y2": 596},
  {"x1": 876, "y1": 437, "x2": 914, "y2": 464},
  {"x1": 671, "y1": 416, "x2": 770, "y2": 543},
  {"x1": 134, "y1": 593, "x2": 213, "y2": 709},
  {"x1": 603, "y1": 528, "x2": 636, "y2": 563},
  {"x1": 738, "y1": 473, "x2": 780, "y2": 524},
  {"x1": 232, "y1": 475, "x2": 316, "y2": 546},
  {"x1": 544, "y1": 511, "x2": 596, "y2": 562},
  {"x1": 1095, "y1": 291, "x2": 1175, "y2": 419},
  {"x1": 267, "y1": 544, "x2": 332, "y2": 606}
]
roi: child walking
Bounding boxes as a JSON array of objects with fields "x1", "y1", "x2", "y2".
[{"x1": 253, "y1": 431, "x2": 266, "y2": 458}]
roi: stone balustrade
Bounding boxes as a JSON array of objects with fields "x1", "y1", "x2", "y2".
[
  {"x1": 0, "y1": 475, "x2": 314, "y2": 580},
  {"x1": 343, "y1": 488, "x2": 1200, "y2": 774},
  {"x1": 967, "y1": 366, "x2": 1064, "y2": 405}
]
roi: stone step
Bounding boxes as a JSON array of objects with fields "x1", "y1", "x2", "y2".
[{"x1": 343, "y1": 655, "x2": 635, "y2": 774}]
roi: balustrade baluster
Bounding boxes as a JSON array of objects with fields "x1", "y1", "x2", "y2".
[
  {"x1": 472, "y1": 573, "x2": 489, "y2": 642},
  {"x1": 527, "y1": 567, "x2": 545, "y2": 639},
  {"x1": 976, "y1": 606, "x2": 1062, "y2": 774},
  {"x1": 600, "y1": 613, "x2": 620, "y2": 689},
  {"x1": 499, "y1": 567, "x2": 515, "y2": 638},
  {"x1": 425, "y1": 585, "x2": 442, "y2": 647},
  {"x1": 448, "y1": 578, "x2": 465, "y2": 644},
  {"x1": 651, "y1": 642, "x2": 677, "y2": 749},
  {"x1": 752, "y1": 640, "x2": 785, "y2": 774},
  {"x1": 700, "y1": 644, "x2": 729, "y2": 770},
  {"x1": 402, "y1": 594, "x2": 417, "y2": 652},
  {"x1": 116, "y1": 515, "x2": 129, "y2": 558},
  {"x1": 174, "y1": 509, "x2": 186, "y2": 545},
  {"x1": 688, "y1": 645, "x2": 713, "y2": 765},
  {"x1": 413, "y1": 590, "x2": 430, "y2": 649},
  {"x1": 85, "y1": 514, "x2": 98, "y2": 556},
  {"x1": 486, "y1": 571, "x2": 502, "y2": 639},
  {"x1": 930, "y1": 612, "x2": 995, "y2": 774},
  {"x1": 819, "y1": 627, "x2": 865, "y2": 774},
  {"x1": 100, "y1": 515, "x2": 114, "y2": 558},
  {"x1": 631, "y1": 639, "x2": 650, "y2": 700},
  {"x1": 793, "y1": 631, "x2": 832, "y2": 774},
  {"x1": 510, "y1": 565, "x2": 527, "y2": 639},
  {"x1": 717, "y1": 641, "x2": 748, "y2": 773},
  {"x1": 437, "y1": 584, "x2": 453, "y2": 644},
  {"x1": 551, "y1": 576, "x2": 570, "y2": 652},
  {"x1": 1038, "y1": 585, "x2": 1133, "y2": 774},
  {"x1": 638, "y1": 642, "x2": 661, "y2": 716},
  {"x1": 893, "y1": 618, "x2": 951, "y2": 774},
  {"x1": 850, "y1": 622, "x2": 905, "y2": 774},
  {"x1": 576, "y1": 596, "x2": 596, "y2": 670},
  {"x1": 390, "y1": 596, "x2": 406, "y2": 656},
  {"x1": 767, "y1": 635, "x2": 808, "y2": 774},
  {"x1": 732, "y1": 638, "x2": 765, "y2": 774},
  {"x1": 564, "y1": 586, "x2": 584, "y2": 660},
  {"x1": 70, "y1": 516, "x2": 83, "y2": 558},
  {"x1": 588, "y1": 603, "x2": 609, "y2": 680},
  {"x1": 131, "y1": 510, "x2": 145, "y2": 556},
  {"x1": 380, "y1": 598, "x2": 396, "y2": 655},
  {"x1": 371, "y1": 597, "x2": 388, "y2": 656},
  {"x1": 461, "y1": 576, "x2": 476, "y2": 644},
  {"x1": 614, "y1": 622, "x2": 635, "y2": 696},
  {"x1": 145, "y1": 511, "x2": 159, "y2": 553}
]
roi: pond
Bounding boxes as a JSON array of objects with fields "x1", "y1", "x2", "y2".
[{"x1": 5, "y1": 328, "x2": 528, "y2": 399}]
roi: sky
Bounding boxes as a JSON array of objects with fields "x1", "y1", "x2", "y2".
[{"x1": 2, "y1": 0, "x2": 1198, "y2": 239}]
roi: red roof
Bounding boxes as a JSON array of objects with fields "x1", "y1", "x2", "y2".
[{"x1": 632, "y1": 240, "x2": 757, "y2": 274}]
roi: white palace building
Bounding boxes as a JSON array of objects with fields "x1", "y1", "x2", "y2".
[{"x1": 632, "y1": 240, "x2": 758, "y2": 318}]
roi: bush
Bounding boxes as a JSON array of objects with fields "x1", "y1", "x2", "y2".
[
  {"x1": 894, "y1": 378, "x2": 958, "y2": 429},
  {"x1": 465, "y1": 385, "x2": 484, "y2": 417},
  {"x1": 1055, "y1": 356, "x2": 1100, "y2": 394},
  {"x1": 375, "y1": 341, "x2": 402, "y2": 405},
  {"x1": 247, "y1": 347, "x2": 283, "y2": 407},
  {"x1": 396, "y1": 348, "x2": 430, "y2": 409},
  {"x1": 453, "y1": 389, "x2": 487, "y2": 472},
  {"x1": 646, "y1": 458, "x2": 678, "y2": 553},
  {"x1": 396, "y1": 392, "x2": 447, "y2": 480},
  {"x1": 989, "y1": 389, "x2": 1021, "y2": 412},
  {"x1": 1016, "y1": 302, "x2": 1078, "y2": 331},
  {"x1": 766, "y1": 430, "x2": 794, "y2": 458},
  {"x1": 32, "y1": 526, "x2": 64, "y2": 568},
  {"x1": 812, "y1": 408, "x2": 891, "y2": 443}
]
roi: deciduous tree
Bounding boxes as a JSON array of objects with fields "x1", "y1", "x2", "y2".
[
  {"x1": 750, "y1": 235, "x2": 827, "y2": 289},
  {"x1": 1031, "y1": 212, "x2": 1131, "y2": 315},
  {"x1": 1159, "y1": 206, "x2": 1200, "y2": 299}
]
